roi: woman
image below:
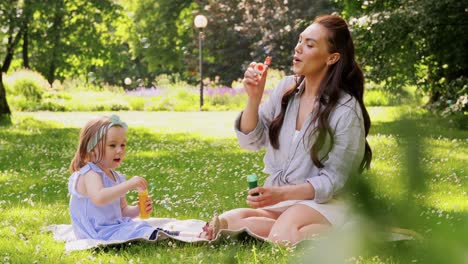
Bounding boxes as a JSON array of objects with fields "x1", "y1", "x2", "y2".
[{"x1": 202, "y1": 14, "x2": 372, "y2": 244}]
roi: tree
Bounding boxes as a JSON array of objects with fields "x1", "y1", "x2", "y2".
[
  {"x1": 190, "y1": 0, "x2": 335, "y2": 85},
  {"x1": 0, "y1": 0, "x2": 31, "y2": 122},
  {"x1": 119, "y1": 0, "x2": 334, "y2": 86},
  {"x1": 122, "y1": 0, "x2": 196, "y2": 82},
  {"x1": 1, "y1": 0, "x2": 131, "y2": 121},
  {"x1": 26, "y1": 0, "x2": 125, "y2": 84},
  {"x1": 340, "y1": 0, "x2": 467, "y2": 105}
]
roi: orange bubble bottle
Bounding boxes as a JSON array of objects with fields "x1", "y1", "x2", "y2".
[{"x1": 138, "y1": 190, "x2": 150, "y2": 219}]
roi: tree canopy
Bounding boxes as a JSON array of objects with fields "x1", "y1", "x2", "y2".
[
  {"x1": 1, "y1": 0, "x2": 466, "y2": 120},
  {"x1": 340, "y1": 0, "x2": 467, "y2": 104}
]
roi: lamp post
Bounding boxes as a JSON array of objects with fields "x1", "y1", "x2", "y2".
[{"x1": 194, "y1": 14, "x2": 207, "y2": 110}]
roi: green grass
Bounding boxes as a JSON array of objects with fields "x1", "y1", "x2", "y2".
[{"x1": 0, "y1": 108, "x2": 467, "y2": 263}]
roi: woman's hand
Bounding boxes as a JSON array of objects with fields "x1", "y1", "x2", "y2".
[
  {"x1": 242, "y1": 62, "x2": 269, "y2": 104},
  {"x1": 247, "y1": 184, "x2": 316, "y2": 208},
  {"x1": 246, "y1": 186, "x2": 285, "y2": 208}
]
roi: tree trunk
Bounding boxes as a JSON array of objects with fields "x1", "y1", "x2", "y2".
[
  {"x1": 23, "y1": 24, "x2": 30, "y2": 68},
  {"x1": 0, "y1": 74, "x2": 12, "y2": 124},
  {"x1": 428, "y1": 90, "x2": 441, "y2": 105},
  {"x1": 0, "y1": 0, "x2": 33, "y2": 124},
  {"x1": 22, "y1": 0, "x2": 31, "y2": 69},
  {"x1": 2, "y1": 37, "x2": 15, "y2": 73},
  {"x1": 0, "y1": 26, "x2": 24, "y2": 124},
  {"x1": 2, "y1": 26, "x2": 24, "y2": 73},
  {"x1": 47, "y1": 1, "x2": 65, "y2": 84}
]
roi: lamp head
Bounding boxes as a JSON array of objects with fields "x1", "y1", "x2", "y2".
[{"x1": 194, "y1": 15, "x2": 208, "y2": 29}]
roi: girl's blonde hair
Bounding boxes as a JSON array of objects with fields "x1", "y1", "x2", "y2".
[{"x1": 69, "y1": 115, "x2": 126, "y2": 172}]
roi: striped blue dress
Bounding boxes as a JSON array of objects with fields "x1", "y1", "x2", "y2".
[{"x1": 68, "y1": 162, "x2": 156, "y2": 240}]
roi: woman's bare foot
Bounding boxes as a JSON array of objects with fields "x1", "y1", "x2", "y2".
[{"x1": 198, "y1": 215, "x2": 228, "y2": 240}]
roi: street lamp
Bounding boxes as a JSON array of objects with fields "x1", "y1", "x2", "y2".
[{"x1": 194, "y1": 14, "x2": 208, "y2": 110}]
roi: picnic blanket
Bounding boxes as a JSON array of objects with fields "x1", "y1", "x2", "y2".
[{"x1": 46, "y1": 217, "x2": 420, "y2": 252}]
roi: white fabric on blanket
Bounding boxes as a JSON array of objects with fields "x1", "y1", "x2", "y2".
[
  {"x1": 46, "y1": 217, "x2": 418, "y2": 252},
  {"x1": 46, "y1": 218, "x2": 264, "y2": 252}
]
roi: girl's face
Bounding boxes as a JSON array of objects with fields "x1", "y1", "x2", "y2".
[
  {"x1": 98, "y1": 126, "x2": 127, "y2": 170},
  {"x1": 293, "y1": 23, "x2": 334, "y2": 77}
]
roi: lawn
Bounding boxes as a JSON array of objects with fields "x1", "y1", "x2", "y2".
[{"x1": 0, "y1": 108, "x2": 466, "y2": 263}]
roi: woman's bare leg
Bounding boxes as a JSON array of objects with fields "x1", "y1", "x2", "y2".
[
  {"x1": 267, "y1": 204, "x2": 331, "y2": 244},
  {"x1": 219, "y1": 208, "x2": 281, "y2": 238}
]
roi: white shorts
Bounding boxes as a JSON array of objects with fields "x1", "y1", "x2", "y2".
[{"x1": 260, "y1": 198, "x2": 350, "y2": 227}]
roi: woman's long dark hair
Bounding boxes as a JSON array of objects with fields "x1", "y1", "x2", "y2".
[{"x1": 268, "y1": 15, "x2": 372, "y2": 172}]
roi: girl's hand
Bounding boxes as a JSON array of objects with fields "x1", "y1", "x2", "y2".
[
  {"x1": 242, "y1": 62, "x2": 269, "y2": 104},
  {"x1": 246, "y1": 186, "x2": 284, "y2": 208},
  {"x1": 128, "y1": 176, "x2": 148, "y2": 191},
  {"x1": 143, "y1": 195, "x2": 154, "y2": 215}
]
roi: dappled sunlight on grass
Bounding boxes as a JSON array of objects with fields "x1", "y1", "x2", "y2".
[
  {"x1": 366, "y1": 135, "x2": 406, "y2": 200},
  {"x1": 0, "y1": 171, "x2": 9, "y2": 183},
  {"x1": 0, "y1": 204, "x2": 68, "y2": 225},
  {"x1": 368, "y1": 106, "x2": 427, "y2": 123},
  {"x1": 369, "y1": 106, "x2": 404, "y2": 122},
  {"x1": 421, "y1": 138, "x2": 467, "y2": 212},
  {"x1": 424, "y1": 188, "x2": 467, "y2": 212}
]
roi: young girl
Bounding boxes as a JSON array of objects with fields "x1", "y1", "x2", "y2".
[
  {"x1": 68, "y1": 114, "x2": 178, "y2": 240},
  {"x1": 201, "y1": 15, "x2": 372, "y2": 244}
]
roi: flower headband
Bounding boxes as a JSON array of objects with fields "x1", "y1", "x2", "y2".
[{"x1": 86, "y1": 114, "x2": 128, "y2": 152}]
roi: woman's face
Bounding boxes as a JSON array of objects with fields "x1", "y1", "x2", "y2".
[{"x1": 293, "y1": 23, "x2": 333, "y2": 77}]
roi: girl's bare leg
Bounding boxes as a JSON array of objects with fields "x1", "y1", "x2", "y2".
[
  {"x1": 267, "y1": 204, "x2": 331, "y2": 244},
  {"x1": 219, "y1": 208, "x2": 281, "y2": 238}
]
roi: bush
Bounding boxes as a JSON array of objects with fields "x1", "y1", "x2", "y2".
[
  {"x1": 364, "y1": 89, "x2": 392, "y2": 106},
  {"x1": 110, "y1": 102, "x2": 130, "y2": 111},
  {"x1": 154, "y1": 73, "x2": 190, "y2": 90},
  {"x1": 4, "y1": 69, "x2": 50, "y2": 102},
  {"x1": 439, "y1": 77, "x2": 468, "y2": 113},
  {"x1": 60, "y1": 77, "x2": 124, "y2": 93},
  {"x1": 146, "y1": 96, "x2": 175, "y2": 111},
  {"x1": 43, "y1": 91, "x2": 72, "y2": 100},
  {"x1": 423, "y1": 77, "x2": 468, "y2": 129},
  {"x1": 203, "y1": 87, "x2": 247, "y2": 110},
  {"x1": 101, "y1": 83, "x2": 125, "y2": 93},
  {"x1": 7, "y1": 96, "x2": 40, "y2": 111},
  {"x1": 39, "y1": 100, "x2": 67, "y2": 111},
  {"x1": 62, "y1": 77, "x2": 88, "y2": 91},
  {"x1": 90, "y1": 104, "x2": 107, "y2": 111},
  {"x1": 128, "y1": 97, "x2": 146, "y2": 111},
  {"x1": 363, "y1": 81, "x2": 414, "y2": 106}
]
